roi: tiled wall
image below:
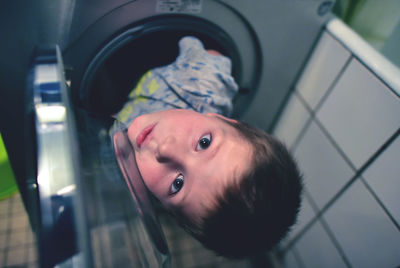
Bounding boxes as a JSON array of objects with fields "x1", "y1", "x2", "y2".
[{"x1": 273, "y1": 20, "x2": 400, "y2": 268}]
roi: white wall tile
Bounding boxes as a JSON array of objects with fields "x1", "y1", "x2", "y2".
[
  {"x1": 363, "y1": 135, "x2": 400, "y2": 224},
  {"x1": 295, "y1": 220, "x2": 348, "y2": 268},
  {"x1": 317, "y1": 59, "x2": 400, "y2": 168},
  {"x1": 294, "y1": 121, "x2": 354, "y2": 209},
  {"x1": 291, "y1": 193, "x2": 316, "y2": 238},
  {"x1": 297, "y1": 32, "x2": 351, "y2": 110},
  {"x1": 282, "y1": 249, "x2": 302, "y2": 268},
  {"x1": 280, "y1": 193, "x2": 316, "y2": 248},
  {"x1": 274, "y1": 94, "x2": 310, "y2": 149},
  {"x1": 324, "y1": 180, "x2": 400, "y2": 268}
]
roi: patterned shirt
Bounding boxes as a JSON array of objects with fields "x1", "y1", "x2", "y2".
[{"x1": 112, "y1": 36, "x2": 238, "y2": 132}]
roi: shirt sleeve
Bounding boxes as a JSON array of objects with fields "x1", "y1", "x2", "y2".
[{"x1": 153, "y1": 36, "x2": 239, "y2": 116}]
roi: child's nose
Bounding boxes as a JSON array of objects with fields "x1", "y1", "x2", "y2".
[{"x1": 156, "y1": 136, "x2": 182, "y2": 163}]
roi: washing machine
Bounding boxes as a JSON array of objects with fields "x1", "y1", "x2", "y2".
[{"x1": 0, "y1": 0, "x2": 334, "y2": 267}]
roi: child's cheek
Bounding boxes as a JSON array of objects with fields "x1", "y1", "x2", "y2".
[{"x1": 138, "y1": 160, "x2": 165, "y2": 198}]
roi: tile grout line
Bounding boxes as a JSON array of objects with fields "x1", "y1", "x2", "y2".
[
  {"x1": 314, "y1": 126, "x2": 400, "y2": 219},
  {"x1": 290, "y1": 127, "x2": 400, "y2": 253},
  {"x1": 359, "y1": 176, "x2": 400, "y2": 232},
  {"x1": 289, "y1": 54, "x2": 352, "y2": 153},
  {"x1": 291, "y1": 245, "x2": 306, "y2": 268},
  {"x1": 282, "y1": 122, "x2": 400, "y2": 256},
  {"x1": 326, "y1": 30, "x2": 400, "y2": 99},
  {"x1": 313, "y1": 56, "x2": 353, "y2": 114},
  {"x1": 288, "y1": 91, "x2": 314, "y2": 153},
  {"x1": 318, "y1": 215, "x2": 353, "y2": 268}
]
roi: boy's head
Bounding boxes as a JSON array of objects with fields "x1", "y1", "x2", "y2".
[
  {"x1": 127, "y1": 109, "x2": 252, "y2": 222},
  {"x1": 127, "y1": 108, "x2": 303, "y2": 258}
]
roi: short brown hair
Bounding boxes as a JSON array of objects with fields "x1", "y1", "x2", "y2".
[{"x1": 171, "y1": 120, "x2": 303, "y2": 258}]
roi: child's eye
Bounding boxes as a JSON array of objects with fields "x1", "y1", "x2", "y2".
[
  {"x1": 196, "y1": 134, "x2": 212, "y2": 151},
  {"x1": 170, "y1": 174, "x2": 184, "y2": 194}
]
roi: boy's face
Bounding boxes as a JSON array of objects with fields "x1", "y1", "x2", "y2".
[{"x1": 127, "y1": 109, "x2": 252, "y2": 222}]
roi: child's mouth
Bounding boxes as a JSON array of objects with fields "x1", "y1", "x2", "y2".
[{"x1": 136, "y1": 123, "x2": 156, "y2": 148}]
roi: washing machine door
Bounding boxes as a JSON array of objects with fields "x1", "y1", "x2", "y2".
[
  {"x1": 26, "y1": 45, "x2": 89, "y2": 267},
  {"x1": 26, "y1": 45, "x2": 170, "y2": 268}
]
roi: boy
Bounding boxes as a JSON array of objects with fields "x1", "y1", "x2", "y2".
[{"x1": 113, "y1": 37, "x2": 302, "y2": 258}]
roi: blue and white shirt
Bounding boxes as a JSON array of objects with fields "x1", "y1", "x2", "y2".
[{"x1": 112, "y1": 36, "x2": 238, "y2": 132}]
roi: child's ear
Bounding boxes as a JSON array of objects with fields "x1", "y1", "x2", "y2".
[{"x1": 207, "y1": 113, "x2": 238, "y2": 124}]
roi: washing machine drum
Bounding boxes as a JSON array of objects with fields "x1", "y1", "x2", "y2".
[
  {"x1": 63, "y1": 2, "x2": 261, "y2": 119},
  {"x1": 80, "y1": 23, "x2": 247, "y2": 117}
]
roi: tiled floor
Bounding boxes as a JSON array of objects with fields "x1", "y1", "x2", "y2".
[
  {"x1": 0, "y1": 193, "x2": 255, "y2": 268},
  {"x1": 0, "y1": 193, "x2": 38, "y2": 268}
]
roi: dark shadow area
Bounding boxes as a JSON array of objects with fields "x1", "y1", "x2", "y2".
[{"x1": 84, "y1": 27, "x2": 240, "y2": 117}]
